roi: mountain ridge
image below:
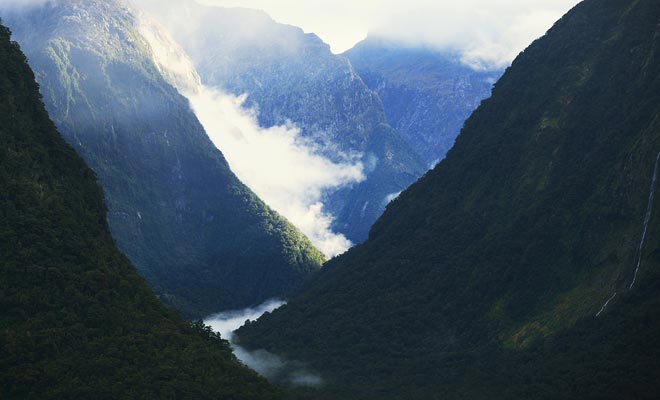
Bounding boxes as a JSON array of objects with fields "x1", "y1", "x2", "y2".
[
  {"x1": 2, "y1": 0, "x2": 325, "y2": 319},
  {"x1": 0, "y1": 19, "x2": 281, "y2": 399},
  {"x1": 237, "y1": 0, "x2": 660, "y2": 398},
  {"x1": 136, "y1": 0, "x2": 427, "y2": 244}
]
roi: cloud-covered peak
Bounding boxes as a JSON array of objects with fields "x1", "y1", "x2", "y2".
[{"x1": 196, "y1": 0, "x2": 580, "y2": 69}]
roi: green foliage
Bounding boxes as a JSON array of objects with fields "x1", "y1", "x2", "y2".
[
  {"x1": 3, "y1": 0, "x2": 324, "y2": 319},
  {"x1": 238, "y1": 0, "x2": 660, "y2": 398},
  {"x1": 0, "y1": 22, "x2": 281, "y2": 399}
]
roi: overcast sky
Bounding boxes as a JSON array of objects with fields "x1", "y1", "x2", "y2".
[{"x1": 198, "y1": 0, "x2": 581, "y2": 68}]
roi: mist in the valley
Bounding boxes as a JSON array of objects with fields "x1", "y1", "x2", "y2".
[
  {"x1": 137, "y1": 10, "x2": 363, "y2": 258},
  {"x1": 384, "y1": 191, "x2": 402, "y2": 206},
  {"x1": 187, "y1": 87, "x2": 364, "y2": 258},
  {"x1": 205, "y1": 300, "x2": 323, "y2": 387}
]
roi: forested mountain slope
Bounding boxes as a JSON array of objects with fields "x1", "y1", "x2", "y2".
[
  {"x1": 238, "y1": 0, "x2": 660, "y2": 398},
  {"x1": 0, "y1": 21, "x2": 280, "y2": 399},
  {"x1": 2, "y1": 0, "x2": 324, "y2": 319}
]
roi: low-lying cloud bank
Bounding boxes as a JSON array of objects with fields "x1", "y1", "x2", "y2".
[
  {"x1": 137, "y1": 11, "x2": 363, "y2": 258},
  {"x1": 197, "y1": 0, "x2": 580, "y2": 69},
  {"x1": 369, "y1": 0, "x2": 581, "y2": 69},
  {"x1": 187, "y1": 87, "x2": 364, "y2": 258},
  {"x1": 205, "y1": 299, "x2": 284, "y2": 341},
  {"x1": 205, "y1": 300, "x2": 324, "y2": 387}
]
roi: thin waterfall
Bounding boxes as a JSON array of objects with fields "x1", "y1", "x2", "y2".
[
  {"x1": 596, "y1": 150, "x2": 660, "y2": 317},
  {"x1": 596, "y1": 292, "x2": 617, "y2": 317},
  {"x1": 629, "y1": 151, "x2": 660, "y2": 289}
]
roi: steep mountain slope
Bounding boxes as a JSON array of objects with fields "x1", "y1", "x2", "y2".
[
  {"x1": 0, "y1": 21, "x2": 279, "y2": 399},
  {"x1": 2, "y1": 0, "x2": 324, "y2": 319},
  {"x1": 238, "y1": 0, "x2": 660, "y2": 398},
  {"x1": 344, "y1": 37, "x2": 502, "y2": 166},
  {"x1": 138, "y1": 1, "x2": 426, "y2": 244}
]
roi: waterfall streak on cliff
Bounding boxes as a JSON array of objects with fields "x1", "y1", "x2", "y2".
[
  {"x1": 629, "y1": 151, "x2": 660, "y2": 289},
  {"x1": 596, "y1": 292, "x2": 617, "y2": 317},
  {"x1": 595, "y1": 151, "x2": 660, "y2": 317}
]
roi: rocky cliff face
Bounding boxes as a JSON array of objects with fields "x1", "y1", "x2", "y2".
[
  {"x1": 137, "y1": 1, "x2": 427, "y2": 244},
  {"x1": 344, "y1": 37, "x2": 502, "y2": 166},
  {"x1": 2, "y1": 0, "x2": 324, "y2": 319}
]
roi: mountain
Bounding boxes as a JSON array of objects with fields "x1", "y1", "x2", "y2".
[
  {"x1": 343, "y1": 37, "x2": 502, "y2": 166},
  {"x1": 2, "y1": 0, "x2": 324, "y2": 319},
  {"x1": 237, "y1": 0, "x2": 660, "y2": 398},
  {"x1": 0, "y1": 20, "x2": 280, "y2": 399},
  {"x1": 137, "y1": 0, "x2": 427, "y2": 244}
]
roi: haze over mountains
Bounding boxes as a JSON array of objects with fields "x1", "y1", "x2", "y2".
[
  {"x1": 132, "y1": 0, "x2": 507, "y2": 246},
  {"x1": 0, "y1": 0, "x2": 502, "y2": 322},
  {"x1": 133, "y1": 5, "x2": 368, "y2": 257},
  {"x1": 238, "y1": 0, "x2": 660, "y2": 398},
  {"x1": 195, "y1": 0, "x2": 581, "y2": 58},
  {"x1": 136, "y1": 0, "x2": 428, "y2": 245},
  {"x1": 2, "y1": 0, "x2": 324, "y2": 319},
  {"x1": 344, "y1": 36, "x2": 502, "y2": 165},
  {"x1": 2, "y1": 0, "x2": 659, "y2": 399}
]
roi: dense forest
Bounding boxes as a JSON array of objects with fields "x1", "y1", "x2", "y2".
[
  {"x1": 0, "y1": 21, "x2": 281, "y2": 399},
  {"x1": 238, "y1": 0, "x2": 660, "y2": 398},
  {"x1": 3, "y1": 0, "x2": 660, "y2": 398}
]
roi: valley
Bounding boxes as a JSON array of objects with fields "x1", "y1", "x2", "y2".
[{"x1": 1, "y1": 0, "x2": 659, "y2": 399}]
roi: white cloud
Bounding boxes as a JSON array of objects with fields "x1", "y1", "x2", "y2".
[
  {"x1": 187, "y1": 88, "x2": 364, "y2": 258},
  {"x1": 370, "y1": 0, "x2": 580, "y2": 69},
  {"x1": 205, "y1": 298, "x2": 285, "y2": 340},
  {"x1": 205, "y1": 299, "x2": 324, "y2": 387},
  {"x1": 133, "y1": 1, "x2": 582, "y2": 256},
  {"x1": 384, "y1": 191, "x2": 401, "y2": 205},
  {"x1": 137, "y1": 10, "x2": 364, "y2": 258},
  {"x1": 196, "y1": 0, "x2": 375, "y2": 53},
  {"x1": 197, "y1": 0, "x2": 581, "y2": 67}
]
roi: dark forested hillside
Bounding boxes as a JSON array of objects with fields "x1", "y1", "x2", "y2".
[
  {"x1": 238, "y1": 0, "x2": 660, "y2": 398},
  {"x1": 0, "y1": 21, "x2": 280, "y2": 399},
  {"x1": 344, "y1": 37, "x2": 502, "y2": 166},
  {"x1": 137, "y1": 0, "x2": 426, "y2": 244},
  {"x1": 2, "y1": 0, "x2": 324, "y2": 319}
]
